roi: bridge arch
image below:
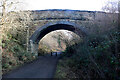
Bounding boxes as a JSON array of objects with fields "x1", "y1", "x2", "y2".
[{"x1": 29, "y1": 21, "x2": 88, "y2": 54}]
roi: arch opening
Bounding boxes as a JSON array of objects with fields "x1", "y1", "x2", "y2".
[
  {"x1": 38, "y1": 29, "x2": 82, "y2": 56},
  {"x1": 29, "y1": 21, "x2": 88, "y2": 55},
  {"x1": 36, "y1": 24, "x2": 76, "y2": 43}
]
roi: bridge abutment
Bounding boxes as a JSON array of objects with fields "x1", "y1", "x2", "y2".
[{"x1": 29, "y1": 40, "x2": 39, "y2": 56}]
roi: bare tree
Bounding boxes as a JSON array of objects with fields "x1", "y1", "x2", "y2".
[
  {"x1": 0, "y1": 0, "x2": 20, "y2": 57},
  {"x1": 52, "y1": 30, "x2": 81, "y2": 48},
  {"x1": 0, "y1": 0, "x2": 31, "y2": 77},
  {"x1": 0, "y1": 0, "x2": 8, "y2": 78},
  {"x1": 18, "y1": 11, "x2": 33, "y2": 52},
  {"x1": 102, "y1": 0, "x2": 118, "y2": 13}
]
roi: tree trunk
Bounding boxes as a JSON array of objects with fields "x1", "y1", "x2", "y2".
[
  {"x1": 0, "y1": 0, "x2": 6, "y2": 77},
  {"x1": 26, "y1": 27, "x2": 30, "y2": 52},
  {"x1": 0, "y1": 29, "x2": 2, "y2": 79}
]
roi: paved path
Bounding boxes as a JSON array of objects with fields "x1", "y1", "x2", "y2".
[{"x1": 2, "y1": 56, "x2": 59, "y2": 78}]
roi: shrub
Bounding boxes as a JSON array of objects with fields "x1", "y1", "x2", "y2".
[
  {"x1": 2, "y1": 34, "x2": 36, "y2": 74},
  {"x1": 56, "y1": 29, "x2": 120, "y2": 79}
]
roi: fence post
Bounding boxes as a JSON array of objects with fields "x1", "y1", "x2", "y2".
[
  {"x1": 51, "y1": 52, "x2": 52, "y2": 56},
  {"x1": 30, "y1": 40, "x2": 33, "y2": 53},
  {"x1": 56, "y1": 52, "x2": 57, "y2": 56}
]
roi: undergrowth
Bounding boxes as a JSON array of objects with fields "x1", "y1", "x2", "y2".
[
  {"x1": 2, "y1": 34, "x2": 36, "y2": 74},
  {"x1": 55, "y1": 29, "x2": 120, "y2": 79}
]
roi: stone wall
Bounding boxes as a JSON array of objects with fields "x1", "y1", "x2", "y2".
[
  {"x1": 27, "y1": 9, "x2": 118, "y2": 37},
  {"x1": 25, "y1": 9, "x2": 118, "y2": 54}
]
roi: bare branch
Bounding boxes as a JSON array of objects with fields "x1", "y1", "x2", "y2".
[{"x1": 102, "y1": 1, "x2": 118, "y2": 13}]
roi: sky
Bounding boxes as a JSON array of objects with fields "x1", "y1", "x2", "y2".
[
  {"x1": 0, "y1": 0, "x2": 118, "y2": 12},
  {"x1": 23, "y1": 0, "x2": 108, "y2": 11}
]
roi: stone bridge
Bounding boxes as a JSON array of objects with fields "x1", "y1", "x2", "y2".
[{"x1": 27, "y1": 9, "x2": 118, "y2": 54}]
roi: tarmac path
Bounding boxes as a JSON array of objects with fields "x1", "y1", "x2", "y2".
[{"x1": 2, "y1": 56, "x2": 59, "y2": 79}]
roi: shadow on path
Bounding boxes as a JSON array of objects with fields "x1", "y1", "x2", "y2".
[{"x1": 2, "y1": 56, "x2": 59, "y2": 79}]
